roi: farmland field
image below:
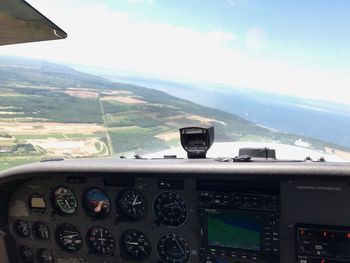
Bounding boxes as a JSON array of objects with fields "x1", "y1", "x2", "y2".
[{"x1": 1, "y1": 57, "x2": 350, "y2": 171}]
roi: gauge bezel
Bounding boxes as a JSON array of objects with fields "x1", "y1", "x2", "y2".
[
  {"x1": 87, "y1": 226, "x2": 115, "y2": 256},
  {"x1": 52, "y1": 186, "x2": 78, "y2": 215},
  {"x1": 14, "y1": 219, "x2": 31, "y2": 238},
  {"x1": 55, "y1": 223, "x2": 83, "y2": 253},
  {"x1": 33, "y1": 221, "x2": 50, "y2": 240},
  {"x1": 153, "y1": 191, "x2": 188, "y2": 227},
  {"x1": 83, "y1": 187, "x2": 111, "y2": 219},
  {"x1": 37, "y1": 248, "x2": 54, "y2": 263},
  {"x1": 120, "y1": 229, "x2": 152, "y2": 262},
  {"x1": 156, "y1": 233, "x2": 191, "y2": 263},
  {"x1": 19, "y1": 245, "x2": 35, "y2": 263},
  {"x1": 117, "y1": 188, "x2": 148, "y2": 221}
]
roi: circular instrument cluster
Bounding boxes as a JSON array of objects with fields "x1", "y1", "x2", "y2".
[
  {"x1": 121, "y1": 229, "x2": 152, "y2": 261},
  {"x1": 55, "y1": 223, "x2": 83, "y2": 253},
  {"x1": 53, "y1": 186, "x2": 78, "y2": 215},
  {"x1": 118, "y1": 189, "x2": 147, "y2": 220},
  {"x1": 157, "y1": 233, "x2": 191, "y2": 263},
  {"x1": 84, "y1": 188, "x2": 111, "y2": 219},
  {"x1": 87, "y1": 226, "x2": 115, "y2": 256},
  {"x1": 13, "y1": 184, "x2": 192, "y2": 262},
  {"x1": 153, "y1": 191, "x2": 188, "y2": 226}
]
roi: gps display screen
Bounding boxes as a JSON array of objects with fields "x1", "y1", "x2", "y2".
[{"x1": 206, "y1": 210, "x2": 261, "y2": 251}]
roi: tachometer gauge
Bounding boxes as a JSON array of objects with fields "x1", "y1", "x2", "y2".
[
  {"x1": 84, "y1": 188, "x2": 111, "y2": 219},
  {"x1": 37, "y1": 248, "x2": 54, "y2": 263},
  {"x1": 33, "y1": 221, "x2": 50, "y2": 240},
  {"x1": 118, "y1": 189, "x2": 147, "y2": 220},
  {"x1": 53, "y1": 186, "x2": 78, "y2": 215},
  {"x1": 121, "y1": 229, "x2": 151, "y2": 261},
  {"x1": 87, "y1": 226, "x2": 115, "y2": 256},
  {"x1": 55, "y1": 223, "x2": 82, "y2": 253},
  {"x1": 19, "y1": 246, "x2": 34, "y2": 263},
  {"x1": 157, "y1": 233, "x2": 191, "y2": 263},
  {"x1": 14, "y1": 219, "x2": 31, "y2": 237},
  {"x1": 153, "y1": 192, "x2": 188, "y2": 226}
]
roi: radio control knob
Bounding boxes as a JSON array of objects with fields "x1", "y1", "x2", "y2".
[{"x1": 269, "y1": 217, "x2": 277, "y2": 226}]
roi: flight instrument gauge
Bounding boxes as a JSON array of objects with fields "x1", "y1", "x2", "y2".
[
  {"x1": 37, "y1": 249, "x2": 54, "y2": 263},
  {"x1": 153, "y1": 192, "x2": 188, "y2": 226},
  {"x1": 84, "y1": 188, "x2": 111, "y2": 219},
  {"x1": 157, "y1": 233, "x2": 191, "y2": 263},
  {"x1": 53, "y1": 186, "x2": 78, "y2": 215},
  {"x1": 33, "y1": 221, "x2": 50, "y2": 240},
  {"x1": 55, "y1": 223, "x2": 82, "y2": 253},
  {"x1": 118, "y1": 189, "x2": 147, "y2": 220},
  {"x1": 87, "y1": 226, "x2": 115, "y2": 256},
  {"x1": 121, "y1": 229, "x2": 151, "y2": 261},
  {"x1": 19, "y1": 246, "x2": 34, "y2": 263},
  {"x1": 14, "y1": 219, "x2": 31, "y2": 237}
]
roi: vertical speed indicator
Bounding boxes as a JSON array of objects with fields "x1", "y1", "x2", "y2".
[{"x1": 121, "y1": 229, "x2": 151, "y2": 261}]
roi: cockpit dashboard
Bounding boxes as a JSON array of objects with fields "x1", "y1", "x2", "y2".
[{"x1": 1, "y1": 158, "x2": 350, "y2": 263}]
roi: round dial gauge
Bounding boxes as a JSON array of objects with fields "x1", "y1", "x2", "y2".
[
  {"x1": 157, "y1": 233, "x2": 191, "y2": 263},
  {"x1": 153, "y1": 192, "x2": 188, "y2": 226},
  {"x1": 19, "y1": 246, "x2": 34, "y2": 263},
  {"x1": 55, "y1": 223, "x2": 82, "y2": 253},
  {"x1": 121, "y1": 229, "x2": 151, "y2": 261},
  {"x1": 87, "y1": 226, "x2": 115, "y2": 256},
  {"x1": 33, "y1": 221, "x2": 50, "y2": 240},
  {"x1": 38, "y1": 249, "x2": 54, "y2": 263},
  {"x1": 53, "y1": 187, "x2": 78, "y2": 215},
  {"x1": 118, "y1": 189, "x2": 147, "y2": 220},
  {"x1": 14, "y1": 219, "x2": 31, "y2": 237},
  {"x1": 84, "y1": 188, "x2": 111, "y2": 219}
]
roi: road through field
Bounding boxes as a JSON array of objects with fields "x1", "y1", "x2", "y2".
[{"x1": 98, "y1": 94, "x2": 113, "y2": 156}]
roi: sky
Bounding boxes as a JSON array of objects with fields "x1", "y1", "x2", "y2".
[{"x1": 1, "y1": 0, "x2": 350, "y2": 104}]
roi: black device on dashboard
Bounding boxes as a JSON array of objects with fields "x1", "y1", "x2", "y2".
[
  {"x1": 179, "y1": 126, "x2": 215, "y2": 159},
  {"x1": 197, "y1": 189, "x2": 280, "y2": 263}
]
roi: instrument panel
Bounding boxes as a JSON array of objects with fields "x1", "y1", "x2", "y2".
[
  {"x1": 8, "y1": 176, "x2": 199, "y2": 263},
  {"x1": 6, "y1": 159, "x2": 350, "y2": 263}
]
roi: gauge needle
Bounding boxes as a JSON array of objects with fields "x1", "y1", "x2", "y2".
[
  {"x1": 174, "y1": 200, "x2": 182, "y2": 209},
  {"x1": 126, "y1": 241, "x2": 139, "y2": 245},
  {"x1": 132, "y1": 195, "x2": 142, "y2": 206},
  {"x1": 175, "y1": 238, "x2": 185, "y2": 255},
  {"x1": 163, "y1": 202, "x2": 177, "y2": 208},
  {"x1": 63, "y1": 234, "x2": 79, "y2": 238},
  {"x1": 65, "y1": 199, "x2": 71, "y2": 209}
]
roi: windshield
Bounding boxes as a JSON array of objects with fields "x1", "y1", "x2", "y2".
[{"x1": 1, "y1": 0, "x2": 350, "y2": 171}]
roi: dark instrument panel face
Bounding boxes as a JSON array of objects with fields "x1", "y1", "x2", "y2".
[
  {"x1": 8, "y1": 176, "x2": 199, "y2": 263},
  {"x1": 9, "y1": 172, "x2": 350, "y2": 263}
]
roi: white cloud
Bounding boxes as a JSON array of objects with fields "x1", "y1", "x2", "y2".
[
  {"x1": 127, "y1": 0, "x2": 156, "y2": 5},
  {"x1": 207, "y1": 31, "x2": 236, "y2": 42},
  {"x1": 1, "y1": 0, "x2": 350, "y2": 105},
  {"x1": 245, "y1": 27, "x2": 266, "y2": 51}
]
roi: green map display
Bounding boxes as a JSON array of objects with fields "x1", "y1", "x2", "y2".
[{"x1": 207, "y1": 211, "x2": 261, "y2": 251}]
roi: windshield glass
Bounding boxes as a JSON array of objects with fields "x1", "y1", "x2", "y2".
[{"x1": 1, "y1": 0, "x2": 350, "y2": 171}]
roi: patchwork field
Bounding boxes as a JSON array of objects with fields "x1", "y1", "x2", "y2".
[{"x1": 1, "y1": 56, "x2": 349, "y2": 171}]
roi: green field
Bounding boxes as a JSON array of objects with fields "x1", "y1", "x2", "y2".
[
  {"x1": 108, "y1": 126, "x2": 169, "y2": 154},
  {"x1": 1, "y1": 56, "x2": 350, "y2": 172}
]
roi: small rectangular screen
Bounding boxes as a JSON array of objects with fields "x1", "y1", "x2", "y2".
[
  {"x1": 206, "y1": 210, "x2": 261, "y2": 251},
  {"x1": 30, "y1": 197, "x2": 46, "y2": 209}
]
